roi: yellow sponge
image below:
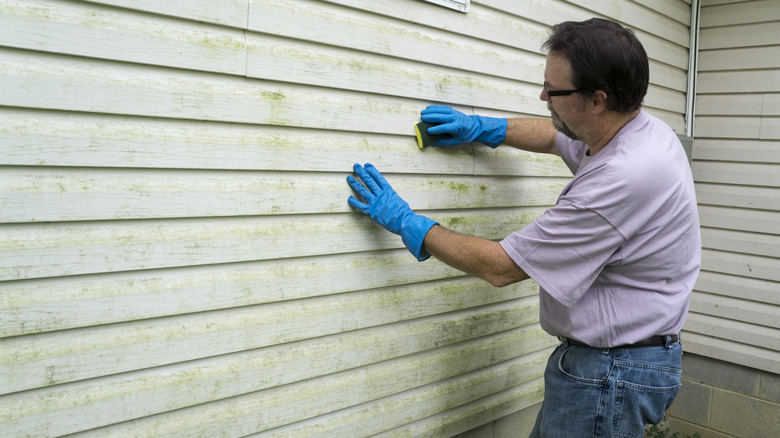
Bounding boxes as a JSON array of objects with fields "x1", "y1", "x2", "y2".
[{"x1": 415, "y1": 121, "x2": 445, "y2": 149}]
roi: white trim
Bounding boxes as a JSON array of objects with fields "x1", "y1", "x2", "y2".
[
  {"x1": 686, "y1": 0, "x2": 701, "y2": 138},
  {"x1": 423, "y1": 0, "x2": 470, "y2": 13}
]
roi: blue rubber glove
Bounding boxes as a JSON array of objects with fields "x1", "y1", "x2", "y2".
[
  {"x1": 420, "y1": 105, "x2": 507, "y2": 148},
  {"x1": 347, "y1": 163, "x2": 438, "y2": 261}
]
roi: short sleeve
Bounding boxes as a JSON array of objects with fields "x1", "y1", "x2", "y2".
[{"x1": 499, "y1": 199, "x2": 625, "y2": 308}]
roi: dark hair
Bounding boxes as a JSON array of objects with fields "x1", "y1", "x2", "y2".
[{"x1": 543, "y1": 18, "x2": 649, "y2": 113}]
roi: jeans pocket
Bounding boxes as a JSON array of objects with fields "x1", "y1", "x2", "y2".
[
  {"x1": 613, "y1": 380, "x2": 681, "y2": 438},
  {"x1": 557, "y1": 346, "x2": 610, "y2": 385}
]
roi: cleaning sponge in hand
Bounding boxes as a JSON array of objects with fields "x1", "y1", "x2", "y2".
[{"x1": 414, "y1": 121, "x2": 445, "y2": 149}]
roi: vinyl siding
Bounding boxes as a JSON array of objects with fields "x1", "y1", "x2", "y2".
[
  {"x1": 687, "y1": 0, "x2": 780, "y2": 374},
  {"x1": 0, "y1": 0, "x2": 692, "y2": 436}
]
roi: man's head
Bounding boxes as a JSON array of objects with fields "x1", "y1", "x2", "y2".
[{"x1": 542, "y1": 18, "x2": 649, "y2": 114}]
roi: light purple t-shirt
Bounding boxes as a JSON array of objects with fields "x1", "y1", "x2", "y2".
[{"x1": 500, "y1": 111, "x2": 701, "y2": 347}]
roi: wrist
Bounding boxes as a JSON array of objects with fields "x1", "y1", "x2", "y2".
[
  {"x1": 400, "y1": 214, "x2": 438, "y2": 261},
  {"x1": 474, "y1": 116, "x2": 507, "y2": 148}
]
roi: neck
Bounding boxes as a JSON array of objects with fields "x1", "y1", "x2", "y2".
[{"x1": 585, "y1": 109, "x2": 641, "y2": 155}]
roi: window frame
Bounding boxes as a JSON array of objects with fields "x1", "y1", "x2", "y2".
[{"x1": 422, "y1": 0, "x2": 469, "y2": 13}]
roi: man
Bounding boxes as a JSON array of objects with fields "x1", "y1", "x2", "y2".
[{"x1": 346, "y1": 18, "x2": 701, "y2": 437}]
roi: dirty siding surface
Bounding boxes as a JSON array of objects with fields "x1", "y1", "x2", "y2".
[
  {"x1": 0, "y1": 0, "x2": 691, "y2": 436},
  {"x1": 686, "y1": 0, "x2": 780, "y2": 375}
]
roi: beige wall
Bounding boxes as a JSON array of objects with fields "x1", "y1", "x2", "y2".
[{"x1": 685, "y1": 0, "x2": 780, "y2": 375}]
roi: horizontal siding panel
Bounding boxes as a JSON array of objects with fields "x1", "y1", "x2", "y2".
[
  {"x1": 700, "y1": 0, "x2": 739, "y2": 6},
  {"x1": 249, "y1": 354, "x2": 547, "y2": 438},
  {"x1": 0, "y1": 169, "x2": 567, "y2": 223},
  {"x1": 643, "y1": 83, "x2": 686, "y2": 115},
  {"x1": 695, "y1": 182, "x2": 780, "y2": 211},
  {"x1": 474, "y1": 147, "x2": 571, "y2": 177},
  {"x1": 0, "y1": 109, "x2": 475, "y2": 174},
  {"x1": 0, "y1": 111, "x2": 570, "y2": 178},
  {"x1": 761, "y1": 116, "x2": 780, "y2": 140},
  {"x1": 696, "y1": 94, "x2": 765, "y2": 117},
  {"x1": 693, "y1": 139, "x2": 780, "y2": 163},
  {"x1": 0, "y1": 250, "x2": 472, "y2": 337},
  {"x1": 0, "y1": 0, "x2": 246, "y2": 75},
  {"x1": 14, "y1": 323, "x2": 551, "y2": 437},
  {"x1": 681, "y1": 331, "x2": 780, "y2": 375},
  {"x1": 700, "y1": 0, "x2": 780, "y2": 27},
  {"x1": 697, "y1": 115, "x2": 780, "y2": 141},
  {"x1": 0, "y1": 49, "x2": 422, "y2": 135},
  {"x1": 699, "y1": 21, "x2": 780, "y2": 50},
  {"x1": 762, "y1": 93, "x2": 780, "y2": 116},
  {"x1": 692, "y1": 161, "x2": 780, "y2": 187},
  {"x1": 690, "y1": 292, "x2": 780, "y2": 330},
  {"x1": 648, "y1": 60, "x2": 688, "y2": 93},
  {"x1": 0, "y1": 282, "x2": 538, "y2": 394},
  {"x1": 0, "y1": 207, "x2": 551, "y2": 281},
  {"x1": 699, "y1": 46, "x2": 780, "y2": 71},
  {"x1": 697, "y1": 70, "x2": 780, "y2": 94},
  {"x1": 684, "y1": 314, "x2": 780, "y2": 359},
  {"x1": 695, "y1": 270, "x2": 780, "y2": 306},
  {"x1": 702, "y1": 248, "x2": 780, "y2": 283},
  {"x1": 701, "y1": 228, "x2": 780, "y2": 259},
  {"x1": 83, "y1": 0, "x2": 249, "y2": 28},
  {"x1": 694, "y1": 115, "x2": 762, "y2": 139},
  {"x1": 366, "y1": 378, "x2": 546, "y2": 438},
  {"x1": 699, "y1": 205, "x2": 780, "y2": 235}
]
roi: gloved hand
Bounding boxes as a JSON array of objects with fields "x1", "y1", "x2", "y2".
[
  {"x1": 420, "y1": 105, "x2": 507, "y2": 148},
  {"x1": 347, "y1": 163, "x2": 438, "y2": 261}
]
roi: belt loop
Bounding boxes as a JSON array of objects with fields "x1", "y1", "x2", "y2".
[
  {"x1": 664, "y1": 335, "x2": 672, "y2": 349},
  {"x1": 558, "y1": 336, "x2": 569, "y2": 347}
]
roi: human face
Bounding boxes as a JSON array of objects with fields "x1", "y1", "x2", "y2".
[{"x1": 541, "y1": 53, "x2": 584, "y2": 140}]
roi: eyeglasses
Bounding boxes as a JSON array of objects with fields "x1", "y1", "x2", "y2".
[{"x1": 543, "y1": 82, "x2": 585, "y2": 101}]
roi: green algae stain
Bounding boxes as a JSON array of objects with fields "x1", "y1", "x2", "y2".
[
  {"x1": 261, "y1": 90, "x2": 286, "y2": 102},
  {"x1": 259, "y1": 90, "x2": 291, "y2": 126},
  {"x1": 199, "y1": 34, "x2": 245, "y2": 51},
  {"x1": 447, "y1": 182, "x2": 470, "y2": 192}
]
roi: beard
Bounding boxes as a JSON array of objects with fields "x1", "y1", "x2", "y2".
[{"x1": 549, "y1": 104, "x2": 580, "y2": 140}]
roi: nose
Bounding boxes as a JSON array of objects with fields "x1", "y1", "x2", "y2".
[{"x1": 540, "y1": 87, "x2": 549, "y2": 102}]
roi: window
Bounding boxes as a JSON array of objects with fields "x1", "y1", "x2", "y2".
[{"x1": 423, "y1": 0, "x2": 469, "y2": 13}]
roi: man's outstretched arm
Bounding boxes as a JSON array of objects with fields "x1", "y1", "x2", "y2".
[
  {"x1": 347, "y1": 163, "x2": 529, "y2": 287},
  {"x1": 423, "y1": 224, "x2": 529, "y2": 287}
]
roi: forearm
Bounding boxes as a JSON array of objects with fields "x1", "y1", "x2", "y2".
[
  {"x1": 502, "y1": 118, "x2": 559, "y2": 155},
  {"x1": 423, "y1": 225, "x2": 529, "y2": 287}
]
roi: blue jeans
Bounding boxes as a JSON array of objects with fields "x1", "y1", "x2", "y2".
[{"x1": 530, "y1": 338, "x2": 682, "y2": 438}]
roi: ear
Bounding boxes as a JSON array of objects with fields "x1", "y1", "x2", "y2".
[{"x1": 590, "y1": 90, "x2": 609, "y2": 115}]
